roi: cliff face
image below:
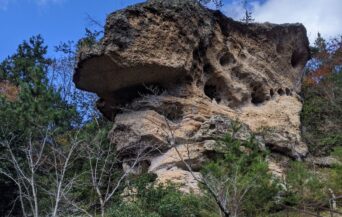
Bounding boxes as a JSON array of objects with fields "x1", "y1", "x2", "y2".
[{"x1": 74, "y1": 0, "x2": 310, "y2": 192}]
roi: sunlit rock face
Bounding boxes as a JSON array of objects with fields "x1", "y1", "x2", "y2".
[{"x1": 74, "y1": 0, "x2": 310, "y2": 192}]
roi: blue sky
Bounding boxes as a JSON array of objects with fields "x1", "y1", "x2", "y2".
[
  {"x1": 0, "y1": 0, "x2": 145, "y2": 60},
  {"x1": 1, "y1": 0, "x2": 341, "y2": 61}
]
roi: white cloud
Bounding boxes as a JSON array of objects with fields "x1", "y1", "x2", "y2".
[
  {"x1": 222, "y1": 0, "x2": 342, "y2": 43},
  {"x1": 222, "y1": 0, "x2": 246, "y2": 19}
]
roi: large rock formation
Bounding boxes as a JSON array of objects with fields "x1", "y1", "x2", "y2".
[{"x1": 74, "y1": 0, "x2": 310, "y2": 192}]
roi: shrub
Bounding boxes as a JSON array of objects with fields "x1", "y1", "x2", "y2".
[
  {"x1": 302, "y1": 34, "x2": 342, "y2": 156},
  {"x1": 301, "y1": 72, "x2": 342, "y2": 155},
  {"x1": 201, "y1": 133, "x2": 280, "y2": 216},
  {"x1": 107, "y1": 174, "x2": 213, "y2": 217},
  {"x1": 283, "y1": 161, "x2": 326, "y2": 209},
  {"x1": 326, "y1": 147, "x2": 342, "y2": 195}
]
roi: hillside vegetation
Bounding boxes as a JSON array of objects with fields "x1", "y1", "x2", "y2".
[{"x1": 0, "y1": 4, "x2": 341, "y2": 217}]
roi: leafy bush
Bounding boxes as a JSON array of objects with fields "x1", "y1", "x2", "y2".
[
  {"x1": 201, "y1": 132, "x2": 280, "y2": 216},
  {"x1": 326, "y1": 147, "x2": 342, "y2": 195},
  {"x1": 301, "y1": 34, "x2": 342, "y2": 156},
  {"x1": 107, "y1": 174, "x2": 213, "y2": 217},
  {"x1": 283, "y1": 161, "x2": 326, "y2": 209},
  {"x1": 301, "y1": 72, "x2": 342, "y2": 155}
]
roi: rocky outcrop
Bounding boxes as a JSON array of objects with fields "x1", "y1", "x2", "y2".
[{"x1": 74, "y1": 0, "x2": 310, "y2": 192}]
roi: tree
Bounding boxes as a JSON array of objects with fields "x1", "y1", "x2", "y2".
[
  {"x1": 240, "y1": 0, "x2": 254, "y2": 24},
  {"x1": 53, "y1": 29, "x2": 101, "y2": 123},
  {"x1": 283, "y1": 161, "x2": 326, "y2": 212},
  {"x1": 107, "y1": 173, "x2": 213, "y2": 217},
  {"x1": 305, "y1": 33, "x2": 342, "y2": 85},
  {"x1": 0, "y1": 129, "x2": 82, "y2": 217},
  {"x1": 201, "y1": 133, "x2": 279, "y2": 217},
  {"x1": 0, "y1": 35, "x2": 79, "y2": 139},
  {"x1": 0, "y1": 35, "x2": 80, "y2": 216},
  {"x1": 82, "y1": 126, "x2": 145, "y2": 217},
  {"x1": 63, "y1": 120, "x2": 172, "y2": 217},
  {"x1": 301, "y1": 34, "x2": 342, "y2": 155}
]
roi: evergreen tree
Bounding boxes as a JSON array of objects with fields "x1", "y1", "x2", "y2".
[
  {"x1": 0, "y1": 35, "x2": 79, "y2": 216},
  {"x1": 302, "y1": 34, "x2": 342, "y2": 155},
  {"x1": 201, "y1": 131, "x2": 280, "y2": 217},
  {"x1": 0, "y1": 35, "x2": 79, "y2": 140}
]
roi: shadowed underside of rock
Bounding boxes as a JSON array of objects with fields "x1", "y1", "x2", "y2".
[{"x1": 74, "y1": 0, "x2": 310, "y2": 192}]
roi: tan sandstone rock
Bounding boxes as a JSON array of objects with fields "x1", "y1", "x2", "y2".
[{"x1": 74, "y1": 0, "x2": 310, "y2": 192}]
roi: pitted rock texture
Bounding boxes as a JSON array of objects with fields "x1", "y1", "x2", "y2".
[{"x1": 74, "y1": 0, "x2": 310, "y2": 192}]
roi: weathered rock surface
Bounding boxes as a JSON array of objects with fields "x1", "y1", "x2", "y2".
[{"x1": 74, "y1": 0, "x2": 310, "y2": 192}]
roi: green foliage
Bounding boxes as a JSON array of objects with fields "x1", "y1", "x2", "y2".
[
  {"x1": 301, "y1": 71, "x2": 342, "y2": 155},
  {"x1": 109, "y1": 202, "x2": 160, "y2": 217},
  {"x1": 201, "y1": 133, "x2": 280, "y2": 216},
  {"x1": 302, "y1": 34, "x2": 342, "y2": 156},
  {"x1": 76, "y1": 28, "x2": 101, "y2": 52},
  {"x1": 284, "y1": 161, "x2": 326, "y2": 208},
  {"x1": 0, "y1": 35, "x2": 50, "y2": 84},
  {"x1": 325, "y1": 147, "x2": 342, "y2": 195},
  {"x1": 108, "y1": 174, "x2": 214, "y2": 217},
  {"x1": 0, "y1": 35, "x2": 79, "y2": 140},
  {"x1": 331, "y1": 146, "x2": 342, "y2": 161},
  {"x1": 0, "y1": 35, "x2": 80, "y2": 216}
]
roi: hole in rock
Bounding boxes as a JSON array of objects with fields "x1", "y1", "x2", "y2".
[
  {"x1": 203, "y1": 63, "x2": 214, "y2": 74},
  {"x1": 250, "y1": 83, "x2": 267, "y2": 105},
  {"x1": 239, "y1": 53, "x2": 247, "y2": 59},
  {"x1": 96, "y1": 98, "x2": 119, "y2": 121},
  {"x1": 184, "y1": 75, "x2": 193, "y2": 85},
  {"x1": 291, "y1": 50, "x2": 304, "y2": 68},
  {"x1": 285, "y1": 88, "x2": 291, "y2": 96},
  {"x1": 277, "y1": 88, "x2": 285, "y2": 96},
  {"x1": 209, "y1": 123, "x2": 216, "y2": 129},
  {"x1": 204, "y1": 84, "x2": 221, "y2": 103},
  {"x1": 231, "y1": 66, "x2": 249, "y2": 80},
  {"x1": 241, "y1": 94, "x2": 249, "y2": 103},
  {"x1": 204, "y1": 77, "x2": 241, "y2": 107},
  {"x1": 251, "y1": 92, "x2": 265, "y2": 105},
  {"x1": 193, "y1": 41, "x2": 207, "y2": 61},
  {"x1": 112, "y1": 83, "x2": 166, "y2": 105},
  {"x1": 162, "y1": 104, "x2": 184, "y2": 122},
  {"x1": 233, "y1": 44, "x2": 239, "y2": 50},
  {"x1": 270, "y1": 89, "x2": 275, "y2": 97},
  {"x1": 219, "y1": 52, "x2": 236, "y2": 66}
]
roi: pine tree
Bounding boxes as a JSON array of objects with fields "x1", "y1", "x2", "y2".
[
  {"x1": 0, "y1": 35, "x2": 79, "y2": 140},
  {"x1": 0, "y1": 36, "x2": 80, "y2": 215}
]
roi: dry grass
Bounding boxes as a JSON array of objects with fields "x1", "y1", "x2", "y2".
[{"x1": 0, "y1": 80, "x2": 19, "y2": 102}]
